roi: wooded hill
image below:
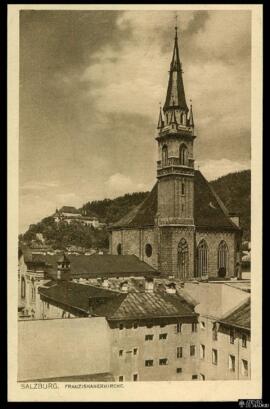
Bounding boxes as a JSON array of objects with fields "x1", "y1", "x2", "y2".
[{"x1": 20, "y1": 170, "x2": 251, "y2": 249}]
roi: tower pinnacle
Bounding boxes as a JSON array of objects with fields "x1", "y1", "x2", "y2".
[{"x1": 163, "y1": 26, "x2": 188, "y2": 112}]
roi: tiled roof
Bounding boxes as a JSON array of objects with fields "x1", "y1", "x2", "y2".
[
  {"x1": 100, "y1": 291, "x2": 197, "y2": 321},
  {"x1": 39, "y1": 281, "x2": 197, "y2": 321},
  {"x1": 218, "y1": 298, "x2": 250, "y2": 330},
  {"x1": 39, "y1": 281, "x2": 120, "y2": 316},
  {"x1": 21, "y1": 250, "x2": 157, "y2": 279},
  {"x1": 110, "y1": 171, "x2": 240, "y2": 231}
]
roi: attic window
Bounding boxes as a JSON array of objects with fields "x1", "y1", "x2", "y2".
[{"x1": 145, "y1": 244, "x2": 152, "y2": 258}]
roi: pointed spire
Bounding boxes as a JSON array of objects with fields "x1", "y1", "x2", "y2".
[
  {"x1": 189, "y1": 100, "x2": 194, "y2": 127},
  {"x1": 164, "y1": 25, "x2": 188, "y2": 112},
  {"x1": 157, "y1": 105, "x2": 164, "y2": 129}
]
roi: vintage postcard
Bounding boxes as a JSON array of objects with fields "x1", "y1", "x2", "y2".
[{"x1": 8, "y1": 4, "x2": 263, "y2": 402}]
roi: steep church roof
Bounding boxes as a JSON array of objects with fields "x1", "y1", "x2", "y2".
[{"x1": 109, "y1": 171, "x2": 240, "y2": 231}]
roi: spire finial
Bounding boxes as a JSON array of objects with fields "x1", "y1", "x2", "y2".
[{"x1": 175, "y1": 14, "x2": 178, "y2": 38}]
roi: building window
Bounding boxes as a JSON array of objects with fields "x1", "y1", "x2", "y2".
[
  {"x1": 133, "y1": 374, "x2": 138, "y2": 381},
  {"x1": 119, "y1": 323, "x2": 124, "y2": 330},
  {"x1": 192, "y1": 375, "x2": 198, "y2": 380},
  {"x1": 200, "y1": 344, "x2": 205, "y2": 360},
  {"x1": 145, "y1": 243, "x2": 153, "y2": 258},
  {"x1": 46, "y1": 303, "x2": 50, "y2": 309},
  {"x1": 179, "y1": 144, "x2": 188, "y2": 165},
  {"x1": 176, "y1": 368, "x2": 182, "y2": 374},
  {"x1": 31, "y1": 281, "x2": 36, "y2": 302},
  {"x1": 159, "y1": 333, "x2": 167, "y2": 340},
  {"x1": 159, "y1": 358, "x2": 168, "y2": 366},
  {"x1": 192, "y1": 323, "x2": 197, "y2": 332},
  {"x1": 119, "y1": 350, "x2": 123, "y2": 357},
  {"x1": 242, "y1": 334, "x2": 247, "y2": 348},
  {"x1": 118, "y1": 376, "x2": 124, "y2": 382},
  {"x1": 176, "y1": 323, "x2": 182, "y2": 333},
  {"x1": 181, "y1": 204, "x2": 185, "y2": 213},
  {"x1": 145, "y1": 360, "x2": 154, "y2": 367},
  {"x1": 212, "y1": 349, "x2": 218, "y2": 365},
  {"x1": 145, "y1": 334, "x2": 154, "y2": 341},
  {"x1": 21, "y1": 276, "x2": 26, "y2": 299},
  {"x1": 162, "y1": 145, "x2": 168, "y2": 167},
  {"x1": 146, "y1": 322, "x2": 153, "y2": 328},
  {"x1": 212, "y1": 323, "x2": 218, "y2": 341},
  {"x1": 199, "y1": 374, "x2": 205, "y2": 380},
  {"x1": 177, "y1": 347, "x2": 183, "y2": 358},
  {"x1": 133, "y1": 322, "x2": 138, "y2": 329},
  {"x1": 218, "y1": 240, "x2": 228, "y2": 277},
  {"x1": 117, "y1": 243, "x2": 122, "y2": 255},
  {"x1": 229, "y1": 354, "x2": 236, "y2": 372},
  {"x1": 197, "y1": 240, "x2": 208, "y2": 277},
  {"x1": 241, "y1": 359, "x2": 248, "y2": 376},
  {"x1": 177, "y1": 238, "x2": 189, "y2": 280},
  {"x1": 200, "y1": 321, "x2": 206, "y2": 330},
  {"x1": 133, "y1": 348, "x2": 138, "y2": 356},
  {"x1": 230, "y1": 328, "x2": 235, "y2": 344},
  {"x1": 181, "y1": 182, "x2": 185, "y2": 195},
  {"x1": 190, "y1": 345, "x2": 196, "y2": 357}
]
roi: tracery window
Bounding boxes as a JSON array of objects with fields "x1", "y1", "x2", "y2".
[
  {"x1": 179, "y1": 144, "x2": 188, "y2": 165},
  {"x1": 197, "y1": 240, "x2": 208, "y2": 277},
  {"x1": 177, "y1": 238, "x2": 189, "y2": 279}
]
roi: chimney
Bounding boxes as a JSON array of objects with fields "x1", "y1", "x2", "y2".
[
  {"x1": 145, "y1": 277, "x2": 154, "y2": 293},
  {"x1": 165, "y1": 282, "x2": 176, "y2": 294},
  {"x1": 120, "y1": 281, "x2": 128, "y2": 293}
]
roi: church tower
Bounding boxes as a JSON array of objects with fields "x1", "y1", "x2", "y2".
[{"x1": 156, "y1": 26, "x2": 196, "y2": 279}]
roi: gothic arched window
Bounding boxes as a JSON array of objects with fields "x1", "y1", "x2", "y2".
[
  {"x1": 218, "y1": 241, "x2": 228, "y2": 276},
  {"x1": 21, "y1": 276, "x2": 26, "y2": 299},
  {"x1": 197, "y1": 240, "x2": 208, "y2": 277},
  {"x1": 117, "y1": 243, "x2": 122, "y2": 255},
  {"x1": 177, "y1": 238, "x2": 189, "y2": 279},
  {"x1": 179, "y1": 144, "x2": 188, "y2": 165},
  {"x1": 162, "y1": 145, "x2": 168, "y2": 167}
]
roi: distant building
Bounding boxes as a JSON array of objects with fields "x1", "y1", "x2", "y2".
[
  {"x1": 109, "y1": 27, "x2": 242, "y2": 280},
  {"x1": 53, "y1": 206, "x2": 103, "y2": 229}
]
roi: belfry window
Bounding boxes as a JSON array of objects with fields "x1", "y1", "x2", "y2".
[
  {"x1": 162, "y1": 145, "x2": 168, "y2": 167},
  {"x1": 179, "y1": 144, "x2": 188, "y2": 165},
  {"x1": 181, "y1": 182, "x2": 185, "y2": 195}
]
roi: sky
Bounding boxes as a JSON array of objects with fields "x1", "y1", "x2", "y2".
[{"x1": 19, "y1": 9, "x2": 251, "y2": 233}]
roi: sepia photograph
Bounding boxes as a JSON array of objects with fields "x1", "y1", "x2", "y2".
[{"x1": 7, "y1": 4, "x2": 262, "y2": 402}]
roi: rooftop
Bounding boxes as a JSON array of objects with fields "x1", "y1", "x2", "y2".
[
  {"x1": 110, "y1": 171, "x2": 240, "y2": 231},
  {"x1": 20, "y1": 248, "x2": 158, "y2": 279},
  {"x1": 39, "y1": 281, "x2": 197, "y2": 321},
  {"x1": 218, "y1": 298, "x2": 250, "y2": 331}
]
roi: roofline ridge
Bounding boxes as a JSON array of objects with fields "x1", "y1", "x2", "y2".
[{"x1": 219, "y1": 295, "x2": 250, "y2": 321}]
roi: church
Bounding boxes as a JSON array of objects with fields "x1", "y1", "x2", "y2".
[{"x1": 109, "y1": 27, "x2": 242, "y2": 280}]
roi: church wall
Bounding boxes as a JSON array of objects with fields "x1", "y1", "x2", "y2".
[
  {"x1": 159, "y1": 226, "x2": 195, "y2": 277},
  {"x1": 195, "y1": 230, "x2": 236, "y2": 278},
  {"x1": 111, "y1": 228, "x2": 158, "y2": 270}
]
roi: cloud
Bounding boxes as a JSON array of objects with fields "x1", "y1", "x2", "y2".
[
  {"x1": 20, "y1": 181, "x2": 60, "y2": 191},
  {"x1": 105, "y1": 173, "x2": 148, "y2": 197},
  {"x1": 197, "y1": 158, "x2": 250, "y2": 181}
]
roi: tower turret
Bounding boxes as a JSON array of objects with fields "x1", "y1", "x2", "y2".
[
  {"x1": 57, "y1": 253, "x2": 71, "y2": 281},
  {"x1": 156, "y1": 25, "x2": 196, "y2": 227}
]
